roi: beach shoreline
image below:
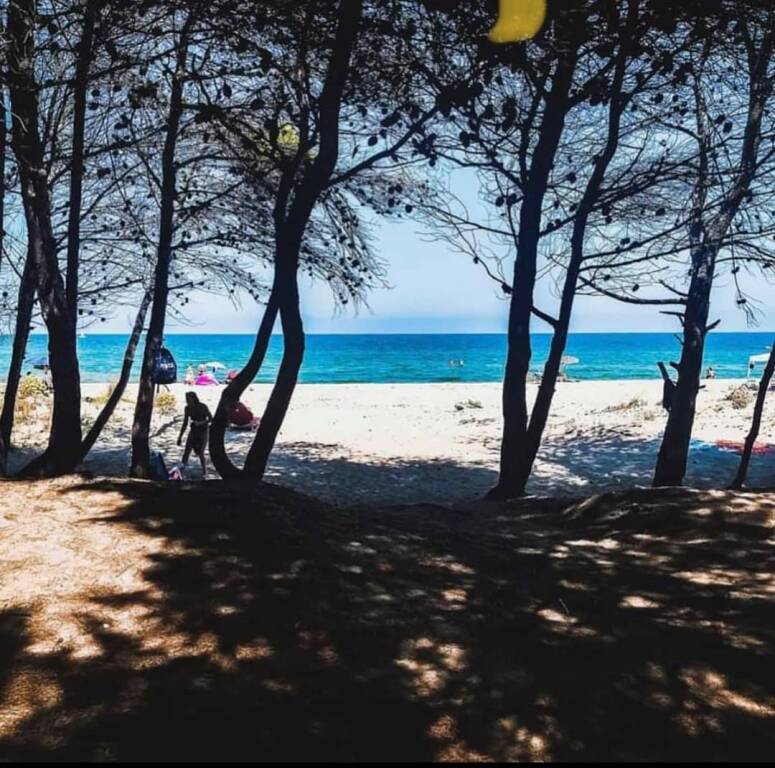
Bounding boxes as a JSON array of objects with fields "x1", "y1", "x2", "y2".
[{"x1": 5, "y1": 379, "x2": 773, "y2": 503}]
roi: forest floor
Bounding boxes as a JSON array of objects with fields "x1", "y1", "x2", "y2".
[{"x1": 0, "y1": 477, "x2": 773, "y2": 760}]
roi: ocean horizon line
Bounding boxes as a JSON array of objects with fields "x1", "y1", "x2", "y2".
[{"x1": 19, "y1": 329, "x2": 775, "y2": 337}]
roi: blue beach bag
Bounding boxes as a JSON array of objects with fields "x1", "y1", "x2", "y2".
[{"x1": 151, "y1": 347, "x2": 177, "y2": 385}]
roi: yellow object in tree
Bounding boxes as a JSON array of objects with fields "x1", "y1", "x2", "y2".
[
  {"x1": 488, "y1": 0, "x2": 547, "y2": 43},
  {"x1": 278, "y1": 122, "x2": 300, "y2": 149}
]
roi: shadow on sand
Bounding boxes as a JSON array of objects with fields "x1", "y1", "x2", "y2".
[{"x1": 0, "y1": 474, "x2": 773, "y2": 760}]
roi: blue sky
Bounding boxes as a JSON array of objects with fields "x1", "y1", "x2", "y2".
[{"x1": 128, "y1": 213, "x2": 774, "y2": 336}]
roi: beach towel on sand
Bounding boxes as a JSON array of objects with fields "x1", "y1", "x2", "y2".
[{"x1": 715, "y1": 440, "x2": 775, "y2": 456}]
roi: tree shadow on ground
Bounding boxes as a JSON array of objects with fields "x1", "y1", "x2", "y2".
[
  {"x1": 528, "y1": 431, "x2": 774, "y2": 497},
  {"x1": 0, "y1": 475, "x2": 772, "y2": 760}
]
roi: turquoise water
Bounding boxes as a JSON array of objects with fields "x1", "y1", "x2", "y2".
[{"x1": 2, "y1": 332, "x2": 772, "y2": 384}]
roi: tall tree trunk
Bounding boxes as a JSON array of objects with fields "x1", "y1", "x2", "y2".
[
  {"x1": 653, "y1": 24, "x2": 772, "y2": 487},
  {"x1": 78, "y1": 289, "x2": 152, "y2": 463},
  {"x1": 209, "y1": 290, "x2": 279, "y2": 480},
  {"x1": 8, "y1": 0, "x2": 82, "y2": 478},
  {"x1": 0, "y1": 85, "x2": 8, "y2": 470},
  {"x1": 0, "y1": 86, "x2": 6, "y2": 274},
  {"x1": 505, "y1": 4, "x2": 634, "y2": 496},
  {"x1": 243, "y1": 260, "x2": 304, "y2": 477},
  {"x1": 486, "y1": 38, "x2": 578, "y2": 500},
  {"x1": 653, "y1": 246, "x2": 715, "y2": 485},
  {"x1": 129, "y1": 28, "x2": 190, "y2": 478},
  {"x1": 210, "y1": 0, "x2": 363, "y2": 483},
  {"x1": 729, "y1": 341, "x2": 775, "y2": 491},
  {"x1": 515, "y1": 260, "x2": 581, "y2": 494},
  {"x1": 0, "y1": 246, "x2": 35, "y2": 475},
  {"x1": 65, "y1": 0, "x2": 98, "y2": 322}
]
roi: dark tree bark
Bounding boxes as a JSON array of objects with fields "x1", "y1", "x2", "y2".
[
  {"x1": 243, "y1": 258, "x2": 304, "y2": 477},
  {"x1": 653, "y1": 26, "x2": 773, "y2": 486},
  {"x1": 8, "y1": 0, "x2": 83, "y2": 478},
  {"x1": 65, "y1": 0, "x2": 98, "y2": 322},
  {"x1": 129, "y1": 22, "x2": 192, "y2": 478},
  {"x1": 729, "y1": 342, "x2": 775, "y2": 491},
  {"x1": 0, "y1": 246, "x2": 35, "y2": 475},
  {"x1": 209, "y1": 0, "x2": 363, "y2": 483},
  {"x1": 209, "y1": 291, "x2": 278, "y2": 480},
  {"x1": 78, "y1": 289, "x2": 152, "y2": 463},
  {"x1": 0, "y1": 87, "x2": 6, "y2": 273},
  {"x1": 0, "y1": 85, "x2": 8, "y2": 471},
  {"x1": 486, "y1": 21, "x2": 579, "y2": 500},
  {"x1": 503, "y1": 5, "x2": 636, "y2": 496}
]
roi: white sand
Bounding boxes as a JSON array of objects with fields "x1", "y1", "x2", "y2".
[{"x1": 7, "y1": 379, "x2": 774, "y2": 503}]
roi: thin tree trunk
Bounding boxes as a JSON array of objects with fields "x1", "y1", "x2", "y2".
[
  {"x1": 0, "y1": 246, "x2": 35, "y2": 475},
  {"x1": 506, "y1": 2, "x2": 637, "y2": 495},
  {"x1": 65, "y1": 0, "x2": 98, "y2": 321},
  {"x1": 486, "y1": 40, "x2": 578, "y2": 500},
  {"x1": 215, "y1": 0, "x2": 362, "y2": 484},
  {"x1": 653, "y1": 250, "x2": 715, "y2": 486},
  {"x1": 209, "y1": 290, "x2": 279, "y2": 480},
  {"x1": 654, "y1": 25, "x2": 772, "y2": 487},
  {"x1": 0, "y1": 85, "x2": 8, "y2": 470},
  {"x1": 0, "y1": 86, "x2": 6, "y2": 275},
  {"x1": 78, "y1": 289, "x2": 152, "y2": 463},
  {"x1": 8, "y1": 0, "x2": 82, "y2": 478},
  {"x1": 515, "y1": 262, "x2": 580, "y2": 493},
  {"x1": 129, "y1": 25, "x2": 190, "y2": 478},
  {"x1": 243, "y1": 262, "x2": 304, "y2": 477},
  {"x1": 729, "y1": 341, "x2": 775, "y2": 491}
]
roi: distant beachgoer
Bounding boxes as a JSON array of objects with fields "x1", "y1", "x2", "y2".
[
  {"x1": 706, "y1": 366, "x2": 715, "y2": 380},
  {"x1": 177, "y1": 392, "x2": 213, "y2": 478},
  {"x1": 184, "y1": 365, "x2": 195, "y2": 386},
  {"x1": 43, "y1": 364, "x2": 52, "y2": 390},
  {"x1": 229, "y1": 400, "x2": 259, "y2": 429}
]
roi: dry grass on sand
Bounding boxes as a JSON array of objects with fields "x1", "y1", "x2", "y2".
[{"x1": 0, "y1": 477, "x2": 773, "y2": 760}]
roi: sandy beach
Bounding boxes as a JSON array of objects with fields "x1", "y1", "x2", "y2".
[{"x1": 6, "y1": 379, "x2": 774, "y2": 503}]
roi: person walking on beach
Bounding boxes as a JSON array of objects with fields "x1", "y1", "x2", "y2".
[{"x1": 177, "y1": 392, "x2": 213, "y2": 478}]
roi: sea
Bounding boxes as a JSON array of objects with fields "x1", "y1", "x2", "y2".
[{"x1": 2, "y1": 332, "x2": 773, "y2": 384}]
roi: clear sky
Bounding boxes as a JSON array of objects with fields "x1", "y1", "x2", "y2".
[{"x1": 120, "y1": 212, "x2": 773, "y2": 336}]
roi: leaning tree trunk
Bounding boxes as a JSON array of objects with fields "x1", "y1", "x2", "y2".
[
  {"x1": 209, "y1": 290, "x2": 279, "y2": 480},
  {"x1": 243, "y1": 261, "x2": 304, "y2": 478},
  {"x1": 486, "y1": 45, "x2": 578, "y2": 501},
  {"x1": 77, "y1": 289, "x2": 151, "y2": 463},
  {"x1": 653, "y1": 245, "x2": 716, "y2": 486},
  {"x1": 129, "y1": 35, "x2": 188, "y2": 478},
  {"x1": 515, "y1": 259, "x2": 582, "y2": 494},
  {"x1": 0, "y1": 247, "x2": 35, "y2": 475},
  {"x1": 213, "y1": 0, "x2": 362, "y2": 484},
  {"x1": 8, "y1": 0, "x2": 82, "y2": 477},
  {"x1": 729, "y1": 341, "x2": 775, "y2": 491},
  {"x1": 654, "y1": 27, "x2": 773, "y2": 487}
]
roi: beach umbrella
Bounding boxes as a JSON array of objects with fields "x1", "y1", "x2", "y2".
[
  {"x1": 204, "y1": 361, "x2": 227, "y2": 371},
  {"x1": 27, "y1": 355, "x2": 49, "y2": 369}
]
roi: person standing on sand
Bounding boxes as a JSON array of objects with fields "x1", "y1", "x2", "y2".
[{"x1": 177, "y1": 391, "x2": 213, "y2": 478}]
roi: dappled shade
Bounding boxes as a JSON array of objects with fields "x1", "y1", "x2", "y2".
[{"x1": 0, "y1": 478, "x2": 773, "y2": 760}]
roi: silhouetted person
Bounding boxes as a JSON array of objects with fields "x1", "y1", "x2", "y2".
[{"x1": 177, "y1": 391, "x2": 212, "y2": 478}]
